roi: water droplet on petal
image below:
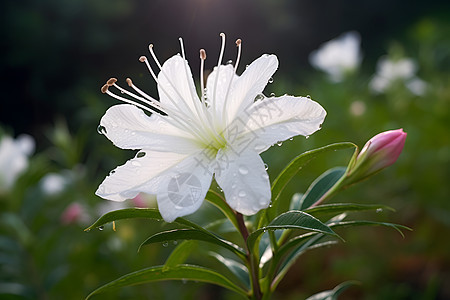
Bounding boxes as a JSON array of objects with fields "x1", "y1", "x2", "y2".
[
  {"x1": 277, "y1": 141, "x2": 283, "y2": 146},
  {"x1": 238, "y1": 166, "x2": 248, "y2": 175},
  {"x1": 254, "y1": 94, "x2": 264, "y2": 101},
  {"x1": 268, "y1": 77, "x2": 274, "y2": 83},
  {"x1": 226, "y1": 60, "x2": 233, "y2": 65},
  {"x1": 132, "y1": 161, "x2": 142, "y2": 167},
  {"x1": 270, "y1": 92, "x2": 275, "y2": 97},
  {"x1": 264, "y1": 163, "x2": 269, "y2": 171},
  {"x1": 136, "y1": 151, "x2": 146, "y2": 158},
  {"x1": 305, "y1": 136, "x2": 310, "y2": 139},
  {"x1": 97, "y1": 125, "x2": 107, "y2": 135},
  {"x1": 306, "y1": 95, "x2": 311, "y2": 99},
  {"x1": 238, "y1": 190, "x2": 247, "y2": 197},
  {"x1": 259, "y1": 199, "x2": 267, "y2": 206},
  {"x1": 231, "y1": 184, "x2": 236, "y2": 189}
]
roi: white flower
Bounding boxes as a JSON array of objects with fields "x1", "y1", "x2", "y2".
[
  {"x1": 96, "y1": 34, "x2": 326, "y2": 222},
  {"x1": 0, "y1": 134, "x2": 35, "y2": 192},
  {"x1": 309, "y1": 31, "x2": 362, "y2": 82},
  {"x1": 369, "y1": 56, "x2": 427, "y2": 95}
]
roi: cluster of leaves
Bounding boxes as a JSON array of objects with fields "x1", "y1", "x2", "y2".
[{"x1": 85, "y1": 142, "x2": 409, "y2": 299}]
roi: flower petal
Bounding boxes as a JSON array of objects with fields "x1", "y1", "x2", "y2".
[
  {"x1": 156, "y1": 153, "x2": 214, "y2": 222},
  {"x1": 96, "y1": 151, "x2": 191, "y2": 202},
  {"x1": 206, "y1": 64, "x2": 236, "y2": 121},
  {"x1": 223, "y1": 54, "x2": 278, "y2": 124},
  {"x1": 214, "y1": 149, "x2": 271, "y2": 215},
  {"x1": 157, "y1": 55, "x2": 201, "y2": 117},
  {"x1": 100, "y1": 104, "x2": 199, "y2": 153},
  {"x1": 236, "y1": 95, "x2": 326, "y2": 153}
]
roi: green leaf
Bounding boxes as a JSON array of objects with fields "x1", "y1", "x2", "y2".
[
  {"x1": 305, "y1": 280, "x2": 360, "y2": 300},
  {"x1": 139, "y1": 229, "x2": 246, "y2": 260},
  {"x1": 247, "y1": 211, "x2": 338, "y2": 254},
  {"x1": 330, "y1": 221, "x2": 412, "y2": 238},
  {"x1": 209, "y1": 252, "x2": 250, "y2": 289},
  {"x1": 84, "y1": 208, "x2": 204, "y2": 232},
  {"x1": 205, "y1": 190, "x2": 240, "y2": 232},
  {"x1": 299, "y1": 167, "x2": 346, "y2": 210},
  {"x1": 304, "y1": 203, "x2": 395, "y2": 217},
  {"x1": 85, "y1": 264, "x2": 249, "y2": 299},
  {"x1": 165, "y1": 240, "x2": 198, "y2": 268},
  {"x1": 269, "y1": 142, "x2": 356, "y2": 220}
]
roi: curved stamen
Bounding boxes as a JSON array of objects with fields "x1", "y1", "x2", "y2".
[{"x1": 234, "y1": 39, "x2": 242, "y2": 73}]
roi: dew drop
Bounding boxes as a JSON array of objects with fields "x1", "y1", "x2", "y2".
[
  {"x1": 305, "y1": 136, "x2": 310, "y2": 139},
  {"x1": 173, "y1": 240, "x2": 178, "y2": 245},
  {"x1": 98, "y1": 226, "x2": 104, "y2": 231},
  {"x1": 306, "y1": 95, "x2": 311, "y2": 99},
  {"x1": 136, "y1": 151, "x2": 146, "y2": 158},
  {"x1": 268, "y1": 77, "x2": 274, "y2": 83},
  {"x1": 259, "y1": 199, "x2": 267, "y2": 206},
  {"x1": 270, "y1": 92, "x2": 275, "y2": 97},
  {"x1": 277, "y1": 141, "x2": 283, "y2": 146},
  {"x1": 120, "y1": 90, "x2": 125, "y2": 94},
  {"x1": 289, "y1": 138, "x2": 294, "y2": 141},
  {"x1": 264, "y1": 163, "x2": 269, "y2": 171},
  {"x1": 226, "y1": 60, "x2": 233, "y2": 65},
  {"x1": 131, "y1": 161, "x2": 142, "y2": 167},
  {"x1": 238, "y1": 166, "x2": 249, "y2": 175},
  {"x1": 97, "y1": 125, "x2": 107, "y2": 135},
  {"x1": 109, "y1": 170, "x2": 116, "y2": 176},
  {"x1": 254, "y1": 94, "x2": 264, "y2": 101},
  {"x1": 238, "y1": 190, "x2": 247, "y2": 197},
  {"x1": 376, "y1": 208, "x2": 383, "y2": 213},
  {"x1": 162, "y1": 241, "x2": 169, "y2": 247},
  {"x1": 131, "y1": 131, "x2": 136, "y2": 135}
]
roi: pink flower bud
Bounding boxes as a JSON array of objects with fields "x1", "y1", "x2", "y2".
[{"x1": 347, "y1": 129, "x2": 407, "y2": 182}]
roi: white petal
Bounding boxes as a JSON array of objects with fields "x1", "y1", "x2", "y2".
[
  {"x1": 206, "y1": 64, "x2": 236, "y2": 121},
  {"x1": 225, "y1": 55, "x2": 278, "y2": 123},
  {"x1": 214, "y1": 149, "x2": 271, "y2": 215},
  {"x1": 157, "y1": 55, "x2": 201, "y2": 117},
  {"x1": 156, "y1": 153, "x2": 214, "y2": 222},
  {"x1": 96, "y1": 151, "x2": 190, "y2": 202},
  {"x1": 100, "y1": 104, "x2": 199, "y2": 153},
  {"x1": 235, "y1": 95, "x2": 326, "y2": 153}
]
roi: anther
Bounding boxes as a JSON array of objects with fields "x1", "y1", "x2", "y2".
[
  {"x1": 139, "y1": 56, "x2": 147, "y2": 62},
  {"x1": 107, "y1": 78, "x2": 117, "y2": 86},
  {"x1": 236, "y1": 39, "x2": 242, "y2": 46},
  {"x1": 126, "y1": 78, "x2": 133, "y2": 87},
  {"x1": 101, "y1": 84, "x2": 109, "y2": 94},
  {"x1": 200, "y1": 49, "x2": 206, "y2": 60}
]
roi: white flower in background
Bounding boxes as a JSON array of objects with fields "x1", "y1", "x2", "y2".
[
  {"x1": 0, "y1": 134, "x2": 35, "y2": 192},
  {"x1": 40, "y1": 172, "x2": 68, "y2": 195},
  {"x1": 369, "y1": 56, "x2": 427, "y2": 95},
  {"x1": 309, "y1": 31, "x2": 362, "y2": 82},
  {"x1": 96, "y1": 34, "x2": 326, "y2": 222}
]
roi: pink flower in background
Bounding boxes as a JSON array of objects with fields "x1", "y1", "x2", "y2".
[{"x1": 61, "y1": 202, "x2": 89, "y2": 225}]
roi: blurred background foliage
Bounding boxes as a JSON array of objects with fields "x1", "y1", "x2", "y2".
[{"x1": 0, "y1": 0, "x2": 449, "y2": 299}]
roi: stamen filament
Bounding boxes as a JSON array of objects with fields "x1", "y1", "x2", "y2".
[
  {"x1": 199, "y1": 49, "x2": 206, "y2": 103},
  {"x1": 212, "y1": 33, "x2": 226, "y2": 110}
]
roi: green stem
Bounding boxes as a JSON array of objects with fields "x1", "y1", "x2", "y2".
[{"x1": 236, "y1": 213, "x2": 262, "y2": 300}]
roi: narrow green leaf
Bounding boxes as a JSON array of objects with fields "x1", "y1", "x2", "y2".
[
  {"x1": 85, "y1": 265, "x2": 248, "y2": 299},
  {"x1": 164, "y1": 240, "x2": 198, "y2": 268},
  {"x1": 209, "y1": 252, "x2": 250, "y2": 289},
  {"x1": 269, "y1": 142, "x2": 356, "y2": 219},
  {"x1": 330, "y1": 221, "x2": 412, "y2": 238},
  {"x1": 205, "y1": 190, "x2": 240, "y2": 232},
  {"x1": 247, "y1": 211, "x2": 338, "y2": 254},
  {"x1": 84, "y1": 208, "x2": 204, "y2": 232},
  {"x1": 305, "y1": 280, "x2": 360, "y2": 300},
  {"x1": 304, "y1": 203, "x2": 395, "y2": 217},
  {"x1": 139, "y1": 229, "x2": 246, "y2": 260},
  {"x1": 299, "y1": 167, "x2": 346, "y2": 210}
]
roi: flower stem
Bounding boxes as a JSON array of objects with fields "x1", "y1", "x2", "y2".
[{"x1": 236, "y1": 213, "x2": 262, "y2": 300}]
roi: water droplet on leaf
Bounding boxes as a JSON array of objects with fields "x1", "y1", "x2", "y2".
[
  {"x1": 97, "y1": 125, "x2": 107, "y2": 135},
  {"x1": 162, "y1": 241, "x2": 169, "y2": 247},
  {"x1": 98, "y1": 226, "x2": 104, "y2": 231},
  {"x1": 277, "y1": 141, "x2": 283, "y2": 146},
  {"x1": 268, "y1": 77, "x2": 274, "y2": 83}
]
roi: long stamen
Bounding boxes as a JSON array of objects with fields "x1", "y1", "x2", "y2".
[
  {"x1": 212, "y1": 33, "x2": 226, "y2": 109},
  {"x1": 222, "y1": 38, "x2": 243, "y2": 127},
  {"x1": 101, "y1": 82, "x2": 157, "y2": 115},
  {"x1": 199, "y1": 49, "x2": 206, "y2": 103}
]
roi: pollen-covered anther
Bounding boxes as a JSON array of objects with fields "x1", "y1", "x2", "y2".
[
  {"x1": 139, "y1": 56, "x2": 147, "y2": 62},
  {"x1": 200, "y1": 49, "x2": 206, "y2": 60},
  {"x1": 107, "y1": 78, "x2": 117, "y2": 86},
  {"x1": 101, "y1": 84, "x2": 109, "y2": 94},
  {"x1": 126, "y1": 78, "x2": 133, "y2": 87},
  {"x1": 236, "y1": 39, "x2": 242, "y2": 46}
]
